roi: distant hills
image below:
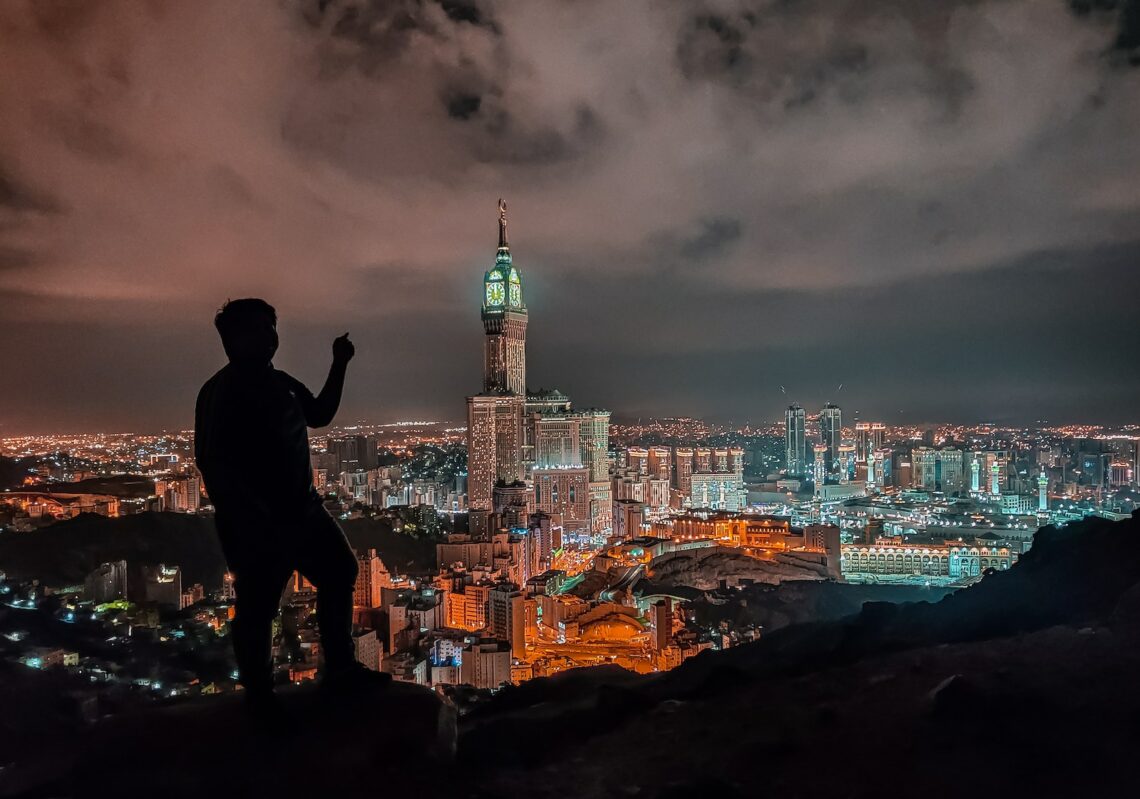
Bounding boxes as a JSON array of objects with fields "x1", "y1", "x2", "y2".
[
  {"x1": 20, "y1": 475, "x2": 159, "y2": 499},
  {"x1": 0, "y1": 511, "x2": 437, "y2": 589}
]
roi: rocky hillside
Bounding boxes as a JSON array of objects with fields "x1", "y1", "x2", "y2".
[
  {"x1": 3, "y1": 512, "x2": 1137, "y2": 799},
  {"x1": 684, "y1": 579, "x2": 955, "y2": 635},
  {"x1": 648, "y1": 547, "x2": 824, "y2": 589},
  {"x1": 463, "y1": 511, "x2": 1140, "y2": 798}
]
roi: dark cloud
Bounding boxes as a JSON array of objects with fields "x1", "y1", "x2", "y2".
[
  {"x1": 0, "y1": 167, "x2": 58, "y2": 214},
  {"x1": 445, "y1": 92, "x2": 482, "y2": 120},
  {"x1": 0, "y1": 0, "x2": 1138, "y2": 431}
]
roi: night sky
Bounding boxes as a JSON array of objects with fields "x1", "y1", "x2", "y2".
[{"x1": 2, "y1": 0, "x2": 1139, "y2": 434}]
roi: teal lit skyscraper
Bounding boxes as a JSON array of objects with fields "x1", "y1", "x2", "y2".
[
  {"x1": 785, "y1": 404, "x2": 806, "y2": 477},
  {"x1": 820, "y1": 403, "x2": 842, "y2": 475}
]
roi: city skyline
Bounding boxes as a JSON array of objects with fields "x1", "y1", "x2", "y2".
[{"x1": 3, "y1": 1, "x2": 1140, "y2": 433}]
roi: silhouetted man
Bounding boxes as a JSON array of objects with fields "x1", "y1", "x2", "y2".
[{"x1": 194, "y1": 298, "x2": 387, "y2": 714}]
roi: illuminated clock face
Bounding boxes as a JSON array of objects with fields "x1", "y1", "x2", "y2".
[
  {"x1": 486, "y1": 280, "x2": 505, "y2": 305},
  {"x1": 509, "y1": 282, "x2": 521, "y2": 307},
  {"x1": 509, "y1": 268, "x2": 519, "y2": 283}
]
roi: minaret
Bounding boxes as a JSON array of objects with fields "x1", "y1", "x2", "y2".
[
  {"x1": 970, "y1": 456, "x2": 981, "y2": 493},
  {"x1": 482, "y1": 198, "x2": 528, "y2": 395},
  {"x1": 813, "y1": 443, "x2": 828, "y2": 497},
  {"x1": 990, "y1": 459, "x2": 1002, "y2": 497},
  {"x1": 1037, "y1": 469, "x2": 1048, "y2": 512}
]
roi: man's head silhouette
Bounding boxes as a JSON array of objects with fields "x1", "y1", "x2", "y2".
[{"x1": 214, "y1": 298, "x2": 278, "y2": 365}]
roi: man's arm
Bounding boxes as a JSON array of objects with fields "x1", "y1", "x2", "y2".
[{"x1": 297, "y1": 333, "x2": 355, "y2": 428}]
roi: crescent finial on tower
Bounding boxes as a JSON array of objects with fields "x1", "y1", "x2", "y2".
[{"x1": 498, "y1": 198, "x2": 509, "y2": 249}]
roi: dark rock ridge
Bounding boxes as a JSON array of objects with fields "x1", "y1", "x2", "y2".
[
  {"x1": 682, "y1": 579, "x2": 955, "y2": 635},
  {"x1": 3, "y1": 512, "x2": 1138, "y2": 799},
  {"x1": 463, "y1": 512, "x2": 1140, "y2": 798},
  {"x1": 3, "y1": 681, "x2": 454, "y2": 799}
]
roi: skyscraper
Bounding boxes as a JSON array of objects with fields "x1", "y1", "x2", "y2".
[
  {"x1": 785, "y1": 404, "x2": 806, "y2": 477},
  {"x1": 465, "y1": 199, "x2": 611, "y2": 534},
  {"x1": 576, "y1": 409, "x2": 612, "y2": 535},
  {"x1": 483, "y1": 199, "x2": 528, "y2": 394},
  {"x1": 819, "y1": 403, "x2": 842, "y2": 476},
  {"x1": 855, "y1": 422, "x2": 885, "y2": 462},
  {"x1": 467, "y1": 394, "x2": 524, "y2": 512},
  {"x1": 467, "y1": 200, "x2": 528, "y2": 512},
  {"x1": 576, "y1": 409, "x2": 610, "y2": 482}
]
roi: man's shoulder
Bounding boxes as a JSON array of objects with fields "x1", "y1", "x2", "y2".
[{"x1": 197, "y1": 366, "x2": 230, "y2": 399}]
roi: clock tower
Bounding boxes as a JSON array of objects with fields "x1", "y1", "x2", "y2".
[{"x1": 482, "y1": 198, "x2": 528, "y2": 395}]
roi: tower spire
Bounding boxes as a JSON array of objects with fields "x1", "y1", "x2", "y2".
[{"x1": 498, "y1": 198, "x2": 509, "y2": 249}]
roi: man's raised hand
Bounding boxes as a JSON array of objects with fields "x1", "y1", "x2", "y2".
[{"x1": 333, "y1": 333, "x2": 355, "y2": 365}]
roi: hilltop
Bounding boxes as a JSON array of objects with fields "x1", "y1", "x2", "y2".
[
  {"x1": 462, "y1": 511, "x2": 1140, "y2": 797},
  {"x1": 2, "y1": 511, "x2": 1138, "y2": 799}
]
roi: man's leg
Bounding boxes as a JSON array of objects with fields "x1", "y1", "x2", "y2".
[
  {"x1": 293, "y1": 504, "x2": 359, "y2": 675},
  {"x1": 218, "y1": 515, "x2": 292, "y2": 699},
  {"x1": 230, "y1": 566, "x2": 291, "y2": 696}
]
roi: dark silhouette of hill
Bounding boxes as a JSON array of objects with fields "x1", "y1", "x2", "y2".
[
  {"x1": 4, "y1": 512, "x2": 1139, "y2": 799},
  {"x1": 0, "y1": 456, "x2": 31, "y2": 490},
  {"x1": 0, "y1": 511, "x2": 437, "y2": 589},
  {"x1": 685, "y1": 579, "x2": 955, "y2": 635},
  {"x1": 460, "y1": 511, "x2": 1140, "y2": 798},
  {"x1": 0, "y1": 679, "x2": 454, "y2": 799},
  {"x1": 18, "y1": 475, "x2": 157, "y2": 498},
  {"x1": 0, "y1": 512, "x2": 226, "y2": 588}
]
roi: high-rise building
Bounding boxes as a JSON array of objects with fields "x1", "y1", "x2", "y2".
[
  {"x1": 483, "y1": 199, "x2": 528, "y2": 395},
  {"x1": 141, "y1": 564, "x2": 182, "y2": 608},
  {"x1": 612, "y1": 498, "x2": 645, "y2": 539},
  {"x1": 84, "y1": 560, "x2": 128, "y2": 604},
  {"x1": 673, "y1": 448, "x2": 694, "y2": 495},
  {"x1": 572, "y1": 411, "x2": 607, "y2": 479},
  {"x1": 467, "y1": 201, "x2": 530, "y2": 513},
  {"x1": 912, "y1": 447, "x2": 965, "y2": 494},
  {"x1": 488, "y1": 583, "x2": 526, "y2": 655},
  {"x1": 352, "y1": 629, "x2": 381, "y2": 671},
  {"x1": 837, "y1": 444, "x2": 856, "y2": 484},
  {"x1": 819, "y1": 403, "x2": 842, "y2": 475},
  {"x1": 532, "y1": 466, "x2": 591, "y2": 534},
  {"x1": 466, "y1": 200, "x2": 610, "y2": 534},
  {"x1": 939, "y1": 449, "x2": 964, "y2": 495},
  {"x1": 532, "y1": 414, "x2": 582, "y2": 468},
  {"x1": 648, "y1": 447, "x2": 672, "y2": 482},
  {"x1": 523, "y1": 389, "x2": 572, "y2": 469},
  {"x1": 628, "y1": 447, "x2": 649, "y2": 476},
  {"x1": 354, "y1": 548, "x2": 392, "y2": 609},
  {"x1": 466, "y1": 394, "x2": 524, "y2": 512},
  {"x1": 528, "y1": 511, "x2": 558, "y2": 571},
  {"x1": 785, "y1": 405, "x2": 806, "y2": 477},
  {"x1": 492, "y1": 481, "x2": 533, "y2": 530},
  {"x1": 912, "y1": 447, "x2": 937, "y2": 491},
  {"x1": 855, "y1": 423, "x2": 885, "y2": 462},
  {"x1": 1109, "y1": 462, "x2": 1132, "y2": 488},
  {"x1": 328, "y1": 435, "x2": 378, "y2": 471}
]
